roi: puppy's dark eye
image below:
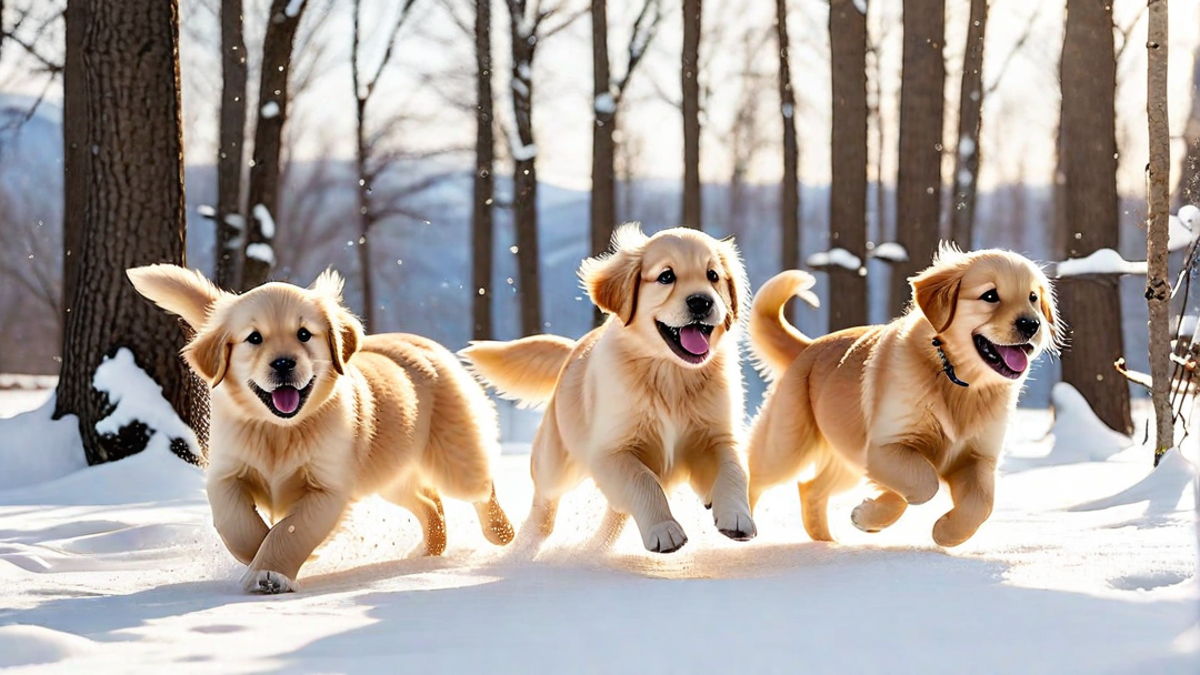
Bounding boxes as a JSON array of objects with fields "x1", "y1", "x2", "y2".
[
  {"x1": 247, "y1": 331, "x2": 262, "y2": 345},
  {"x1": 657, "y1": 269, "x2": 675, "y2": 285},
  {"x1": 297, "y1": 327, "x2": 311, "y2": 343},
  {"x1": 1029, "y1": 292, "x2": 1038, "y2": 303},
  {"x1": 707, "y1": 270, "x2": 719, "y2": 283},
  {"x1": 980, "y1": 290, "x2": 1000, "y2": 303}
]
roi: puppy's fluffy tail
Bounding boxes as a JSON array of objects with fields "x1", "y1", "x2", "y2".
[
  {"x1": 459, "y1": 335, "x2": 575, "y2": 407},
  {"x1": 749, "y1": 270, "x2": 820, "y2": 380}
]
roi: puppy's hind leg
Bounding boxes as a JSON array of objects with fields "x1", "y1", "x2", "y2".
[
  {"x1": 851, "y1": 485, "x2": 908, "y2": 533},
  {"x1": 383, "y1": 482, "x2": 448, "y2": 556},
  {"x1": 511, "y1": 419, "x2": 582, "y2": 556},
  {"x1": 473, "y1": 483, "x2": 515, "y2": 546},
  {"x1": 797, "y1": 455, "x2": 859, "y2": 543}
]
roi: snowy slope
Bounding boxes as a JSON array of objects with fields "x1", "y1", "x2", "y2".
[{"x1": 0, "y1": 390, "x2": 1196, "y2": 674}]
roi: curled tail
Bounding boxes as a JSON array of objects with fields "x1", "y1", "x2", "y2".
[
  {"x1": 749, "y1": 270, "x2": 820, "y2": 380},
  {"x1": 459, "y1": 335, "x2": 576, "y2": 407}
]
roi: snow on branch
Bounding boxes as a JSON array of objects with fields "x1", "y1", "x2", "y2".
[
  {"x1": 1169, "y1": 204, "x2": 1200, "y2": 252},
  {"x1": 869, "y1": 242, "x2": 908, "y2": 262},
  {"x1": 806, "y1": 248, "x2": 862, "y2": 271},
  {"x1": 1056, "y1": 248, "x2": 1147, "y2": 277},
  {"x1": 247, "y1": 243, "x2": 276, "y2": 266}
]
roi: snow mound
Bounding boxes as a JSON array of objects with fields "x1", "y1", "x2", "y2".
[
  {"x1": 1043, "y1": 383, "x2": 1133, "y2": 464},
  {"x1": 0, "y1": 394, "x2": 85, "y2": 490},
  {"x1": 806, "y1": 247, "x2": 862, "y2": 271},
  {"x1": 1070, "y1": 449, "x2": 1197, "y2": 514},
  {"x1": 0, "y1": 624, "x2": 96, "y2": 668},
  {"x1": 1168, "y1": 205, "x2": 1200, "y2": 252},
  {"x1": 94, "y1": 348, "x2": 201, "y2": 458},
  {"x1": 1056, "y1": 248, "x2": 1147, "y2": 277},
  {"x1": 869, "y1": 242, "x2": 908, "y2": 262}
]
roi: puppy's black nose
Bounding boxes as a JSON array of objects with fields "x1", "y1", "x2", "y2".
[
  {"x1": 687, "y1": 294, "x2": 714, "y2": 317},
  {"x1": 270, "y1": 357, "x2": 296, "y2": 372},
  {"x1": 1015, "y1": 317, "x2": 1040, "y2": 340}
]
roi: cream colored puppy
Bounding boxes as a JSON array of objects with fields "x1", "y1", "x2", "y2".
[
  {"x1": 748, "y1": 245, "x2": 1060, "y2": 546},
  {"x1": 462, "y1": 224, "x2": 757, "y2": 553},
  {"x1": 127, "y1": 265, "x2": 514, "y2": 593}
]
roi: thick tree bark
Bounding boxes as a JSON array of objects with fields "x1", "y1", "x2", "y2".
[
  {"x1": 1146, "y1": 0, "x2": 1172, "y2": 461},
  {"x1": 473, "y1": 0, "x2": 495, "y2": 341},
  {"x1": 508, "y1": 0, "x2": 542, "y2": 336},
  {"x1": 1174, "y1": 45, "x2": 1200, "y2": 210},
  {"x1": 828, "y1": 0, "x2": 868, "y2": 331},
  {"x1": 591, "y1": 0, "x2": 615, "y2": 260},
  {"x1": 680, "y1": 0, "x2": 702, "y2": 230},
  {"x1": 353, "y1": 94, "x2": 376, "y2": 333},
  {"x1": 777, "y1": 0, "x2": 799, "y2": 277},
  {"x1": 215, "y1": 0, "x2": 247, "y2": 290},
  {"x1": 241, "y1": 0, "x2": 305, "y2": 291},
  {"x1": 1058, "y1": 0, "x2": 1132, "y2": 434},
  {"x1": 949, "y1": 0, "x2": 987, "y2": 250},
  {"x1": 890, "y1": 0, "x2": 945, "y2": 318},
  {"x1": 56, "y1": 0, "x2": 206, "y2": 465}
]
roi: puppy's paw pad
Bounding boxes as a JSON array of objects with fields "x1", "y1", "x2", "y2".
[
  {"x1": 904, "y1": 481, "x2": 939, "y2": 506},
  {"x1": 715, "y1": 510, "x2": 757, "y2": 541},
  {"x1": 643, "y1": 521, "x2": 688, "y2": 554},
  {"x1": 850, "y1": 504, "x2": 882, "y2": 533},
  {"x1": 932, "y1": 514, "x2": 975, "y2": 548},
  {"x1": 242, "y1": 569, "x2": 297, "y2": 595}
]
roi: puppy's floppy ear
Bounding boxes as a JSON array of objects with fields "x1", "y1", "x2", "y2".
[
  {"x1": 323, "y1": 306, "x2": 363, "y2": 375},
  {"x1": 910, "y1": 243, "x2": 969, "y2": 333},
  {"x1": 717, "y1": 236, "x2": 749, "y2": 329},
  {"x1": 126, "y1": 264, "x2": 226, "y2": 329},
  {"x1": 184, "y1": 325, "x2": 232, "y2": 386},
  {"x1": 579, "y1": 223, "x2": 648, "y2": 325},
  {"x1": 310, "y1": 268, "x2": 346, "y2": 301}
]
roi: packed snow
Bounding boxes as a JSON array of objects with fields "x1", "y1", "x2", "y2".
[
  {"x1": 806, "y1": 247, "x2": 862, "y2": 271},
  {"x1": 92, "y1": 348, "x2": 200, "y2": 458},
  {"x1": 1003, "y1": 382, "x2": 1134, "y2": 467},
  {"x1": 869, "y1": 241, "x2": 909, "y2": 262},
  {"x1": 246, "y1": 242, "x2": 276, "y2": 266},
  {"x1": 0, "y1": 384, "x2": 1196, "y2": 673},
  {"x1": 1057, "y1": 248, "x2": 1148, "y2": 277}
]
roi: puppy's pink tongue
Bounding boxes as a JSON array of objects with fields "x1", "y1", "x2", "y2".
[
  {"x1": 272, "y1": 387, "x2": 300, "y2": 414},
  {"x1": 679, "y1": 325, "x2": 710, "y2": 355},
  {"x1": 995, "y1": 345, "x2": 1028, "y2": 373}
]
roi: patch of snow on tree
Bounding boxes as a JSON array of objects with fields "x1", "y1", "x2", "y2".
[
  {"x1": 517, "y1": 63, "x2": 532, "y2": 82},
  {"x1": 511, "y1": 78, "x2": 529, "y2": 99},
  {"x1": 196, "y1": 205, "x2": 216, "y2": 219},
  {"x1": 1056, "y1": 248, "x2": 1147, "y2": 277},
  {"x1": 284, "y1": 0, "x2": 304, "y2": 18},
  {"x1": 253, "y1": 204, "x2": 276, "y2": 239},
  {"x1": 806, "y1": 248, "x2": 861, "y2": 270},
  {"x1": 0, "y1": 394, "x2": 86, "y2": 490},
  {"x1": 1169, "y1": 204, "x2": 1200, "y2": 252},
  {"x1": 260, "y1": 101, "x2": 280, "y2": 119},
  {"x1": 594, "y1": 93, "x2": 617, "y2": 115},
  {"x1": 1043, "y1": 382, "x2": 1132, "y2": 465},
  {"x1": 958, "y1": 136, "x2": 976, "y2": 158},
  {"x1": 223, "y1": 214, "x2": 246, "y2": 230},
  {"x1": 247, "y1": 243, "x2": 276, "y2": 266},
  {"x1": 93, "y1": 348, "x2": 200, "y2": 458},
  {"x1": 870, "y1": 242, "x2": 908, "y2": 262},
  {"x1": 853, "y1": 0, "x2": 867, "y2": 14},
  {"x1": 781, "y1": 102, "x2": 794, "y2": 119},
  {"x1": 1070, "y1": 448, "x2": 1196, "y2": 514}
]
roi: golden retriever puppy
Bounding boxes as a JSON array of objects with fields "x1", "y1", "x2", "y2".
[
  {"x1": 747, "y1": 245, "x2": 1060, "y2": 547},
  {"x1": 126, "y1": 265, "x2": 514, "y2": 593},
  {"x1": 461, "y1": 224, "x2": 756, "y2": 554}
]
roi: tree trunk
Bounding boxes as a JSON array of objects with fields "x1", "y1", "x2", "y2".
[
  {"x1": 1146, "y1": 0, "x2": 1172, "y2": 461},
  {"x1": 56, "y1": 0, "x2": 206, "y2": 465},
  {"x1": 509, "y1": 0, "x2": 542, "y2": 336},
  {"x1": 241, "y1": 0, "x2": 305, "y2": 291},
  {"x1": 949, "y1": 0, "x2": 987, "y2": 250},
  {"x1": 591, "y1": 0, "x2": 615, "y2": 326},
  {"x1": 1174, "y1": 45, "x2": 1200, "y2": 210},
  {"x1": 890, "y1": 0, "x2": 945, "y2": 319},
  {"x1": 473, "y1": 0, "x2": 495, "y2": 341},
  {"x1": 828, "y1": 0, "x2": 868, "y2": 331},
  {"x1": 1058, "y1": 0, "x2": 1132, "y2": 434},
  {"x1": 353, "y1": 101, "x2": 376, "y2": 332},
  {"x1": 681, "y1": 0, "x2": 702, "y2": 230},
  {"x1": 215, "y1": 0, "x2": 247, "y2": 290},
  {"x1": 777, "y1": 0, "x2": 799, "y2": 278}
]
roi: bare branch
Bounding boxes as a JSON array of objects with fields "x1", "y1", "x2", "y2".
[
  {"x1": 614, "y1": 0, "x2": 663, "y2": 100},
  {"x1": 984, "y1": 3, "x2": 1044, "y2": 96}
]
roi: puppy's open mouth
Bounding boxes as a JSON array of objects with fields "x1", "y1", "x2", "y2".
[
  {"x1": 250, "y1": 381, "x2": 314, "y2": 419},
  {"x1": 656, "y1": 321, "x2": 714, "y2": 364},
  {"x1": 973, "y1": 334, "x2": 1033, "y2": 380}
]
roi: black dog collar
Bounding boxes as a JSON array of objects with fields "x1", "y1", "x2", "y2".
[{"x1": 932, "y1": 337, "x2": 970, "y2": 388}]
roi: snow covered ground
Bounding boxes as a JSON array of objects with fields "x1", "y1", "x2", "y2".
[{"x1": 0, "y1": 388, "x2": 1197, "y2": 674}]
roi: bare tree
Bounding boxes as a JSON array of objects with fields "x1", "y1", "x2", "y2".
[
  {"x1": 776, "y1": 0, "x2": 799, "y2": 285},
  {"x1": 215, "y1": 0, "x2": 248, "y2": 289},
  {"x1": 1057, "y1": 0, "x2": 1131, "y2": 434},
  {"x1": 829, "y1": 0, "x2": 867, "y2": 331},
  {"x1": 504, "y1": 0, "x2": 580, "y2": 336},
  {"x1": 350, "y1": 0, "x2": 419, "y2": 332},
  {"x1": 55, "y1": 0, "x2": 206, "y2": 464},
  {"x1": 473, "y1": 0, "x2": 496, "y2": 340},
  {"x1": 240, "y1": 0, "x2": 306, "y2": 291},
  {"x1": 1146, "y1": 0, "x2": 1172, "y2": 460},
  {"x1": 681, "y1": 0, "x2": 702, "y2": 229},
  {"x1": 889, "y1": 0, "x2": 944, "y2": 319},
  {"x1": 727, "y1": 27, "x2": 769, "y2": 242},
  {"x1": 948, "y1": 0, "x2": 987, "y2": 250}
]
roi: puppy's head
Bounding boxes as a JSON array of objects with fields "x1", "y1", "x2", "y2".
[
  {"x1": 580, "y1": 223, "x2": 747, "y2": 368},
  {"x1": 910, "y1": 244, "x2": 1060, "y2": 386},
  {"x1": 127, "y1": 265, "x2": 362, "y2": 424}
]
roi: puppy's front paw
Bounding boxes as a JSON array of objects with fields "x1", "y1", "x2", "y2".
[
  {"x1": 714, "y1": 508, "x2": 757, "y2": 541},
  {"x1": 642, "y1": 520, "x2": 688, "y2": 553},
  {"x1": 241, "y1": 569, "x2": 297, "y2": 595},
  {"x1": 932, "y1": 512, "x2": 978, "y2": 548},
  {"x1": 904, "y1": 477, "x2": 939, "y2": 506}
]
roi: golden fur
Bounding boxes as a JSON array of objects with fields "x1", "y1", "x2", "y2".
[
  {"x1": 126, "y1": 265, "x2": 513, "y2": 593},
  {"x1": 461, "y1": 224, "x2": 759, "y2": 554},
  {"x1": 747, "y1": 245, "x2": 1060, "y2": 546}
]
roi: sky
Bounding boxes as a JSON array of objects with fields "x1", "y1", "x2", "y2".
[{"x1": 3, "y1": 0, "x2": 1200, "y2": 196}]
